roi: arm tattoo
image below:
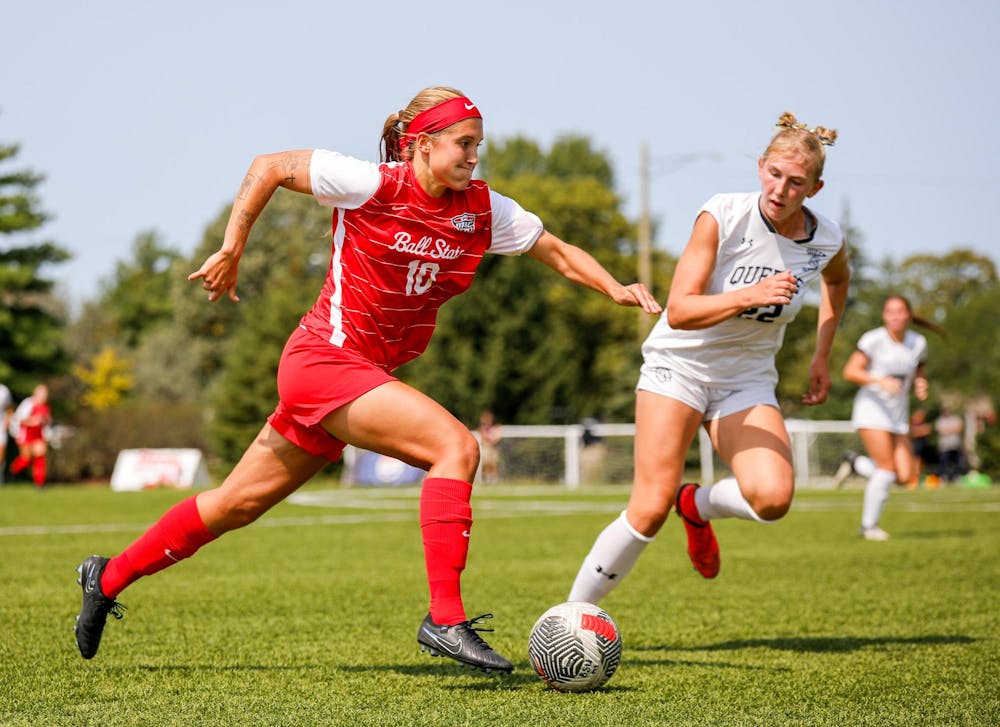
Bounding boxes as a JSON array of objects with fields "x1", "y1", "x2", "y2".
[
  {"x1": 268, "y1": 154, "x2": 300, "y2": 186},
  {"x1": 237, "y1": 210, "x2": 255, "y2": 235},
  {"x1": 238, "y1": 173, "x2": 257, "y2": 200}
]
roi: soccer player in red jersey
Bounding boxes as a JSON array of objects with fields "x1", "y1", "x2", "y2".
[
  {"x1": 74, "y1": 86, "x2": 661, "y2": 671},
  {"x1": 10, "y1": 384, "x2": 51, "y2": 488}
]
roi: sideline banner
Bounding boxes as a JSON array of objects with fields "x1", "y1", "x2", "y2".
[{"x1": 110, "y1": 449, "x2": 211, "y2": 491}]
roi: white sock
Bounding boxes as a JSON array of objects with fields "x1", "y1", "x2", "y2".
[
  {"x1": 861, "y1": 468, "x2": 895, "y2": 530},
  {"x1": 853, "y1": 455, "x2": 876, "y2": 478},
  {"x1": 568, "y1": 510, "x2": 654, "y2": 604},
  {"x1": 694, "y1": 477, "x2": 769, "y2": 523}
]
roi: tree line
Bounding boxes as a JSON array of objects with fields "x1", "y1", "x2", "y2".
[{"x1": 2, "y1": 131, "x2": 997, "y2": 481}]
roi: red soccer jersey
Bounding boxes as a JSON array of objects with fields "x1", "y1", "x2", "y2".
[
  {"x1": 20, "y1": 402, "x2": 50, "y2": 443},
  {"x1": 300, "y1": 154, "x2": 539, "y2": 371}
]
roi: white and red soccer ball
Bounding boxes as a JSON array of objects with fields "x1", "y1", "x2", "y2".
[{"x1": 528, "y1": 601, "x2": 622, "y2": 692}]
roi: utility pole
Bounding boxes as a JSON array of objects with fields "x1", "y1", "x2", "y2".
[
  {"x1": 635, "y1": 146, "x2": 722, "y2": 340},
  {"x1": 637, "y1": 141, "x2": 654, "y2": 339}
]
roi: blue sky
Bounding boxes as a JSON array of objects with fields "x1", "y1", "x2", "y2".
[{"x1": 3, "y1": 0, "x2": 998, "y2": 307}]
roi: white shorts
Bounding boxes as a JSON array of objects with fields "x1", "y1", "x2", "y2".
[
  {"x1": 637, "y1": 364, "x2": 779, "y2": 421},
  {"x1": 851, "y1": 394, "x2": 909, "y2": 435}
]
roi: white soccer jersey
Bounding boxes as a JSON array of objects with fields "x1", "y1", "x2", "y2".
[
  {"x1": 0, "y1": 384, "x2": 10, "y2": 445},
  {"x1": 642, "y1": 192, "x2": 844, "y2": 388},
  {"x1": 850, "y1": 327, "x2": 928, "y2": 434}
]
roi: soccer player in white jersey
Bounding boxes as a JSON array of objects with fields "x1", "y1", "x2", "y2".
[
  {"x1": 73, "y1": 86, "x2": 661, "y2": 670},
  {"x1": 569, "y1": 113, "x2": 851, "y2": 604},
  {"x1": 0, "y1": 382, "x2": 12, "y2": 484},
  {"x1": 834, "y1": 296, "x2": 934, "y2": 540}
]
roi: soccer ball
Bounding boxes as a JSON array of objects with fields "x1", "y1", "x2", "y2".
[{"x1": 528, "y1": 601, "x2": 622, "y2": 692}]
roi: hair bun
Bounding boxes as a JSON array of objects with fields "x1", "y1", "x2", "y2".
[
  {"x1": 775, "y1": 112, "x2": 838, "y2": 146},
  {"x1": 775, "y1": 111, "x2": 805, "y2": 131},
  {"x1": 811, "y1": 126, "x2": 838, "y2": 146}
]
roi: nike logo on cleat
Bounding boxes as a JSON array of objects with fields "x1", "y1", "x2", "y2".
[
  {"x1": 84, "y1": 566, "x2": 98, "y2": 594},
  {"x1": 420, "y1": 627, "x2": 463, "y2": 655}
]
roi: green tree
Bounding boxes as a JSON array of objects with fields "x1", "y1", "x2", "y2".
[
  {"x1": 887, "y1": 249, "x2": 996, "y2": 320},
  {"x1": 0, "y1": 136, "x2": 70, "y2": 394},
  {"x1": 63, "y1": 231, "x2": 183, "y2": 404},
  {"x1": 98, "y1": 231, "x2": 182, "y2": 346},
  {"x1": 931, "y1": 282, "x2": 1000, "y2": 398}
]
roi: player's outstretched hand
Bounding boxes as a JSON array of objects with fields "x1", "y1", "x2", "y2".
[
  {"x1": 188, "y1": 250, "x2": 241, "y2": 302},
  {"x1": 802, "y1": 357, "x2": 831, "y2": 406},
  {"x1": 614, "y1": 283, "x2": 663, "y2": 315}
]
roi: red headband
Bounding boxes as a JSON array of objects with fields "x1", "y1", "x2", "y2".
[{"x1": 399, "y1": 96, "x2": 482, "y2": 151}]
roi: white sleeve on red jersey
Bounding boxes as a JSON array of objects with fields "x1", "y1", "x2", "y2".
[
  {"x1": 487, "y1": 190, "x2": 544, "y2": 255},
  {"x1": 309, "y1": 149, "x2": 382, "y2": 209}
]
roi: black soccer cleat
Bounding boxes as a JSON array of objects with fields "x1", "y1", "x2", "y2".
[
  {"x1": 74, "y1": 555, "x2": 126, "y2": 659},
  {"x1": 417, "y1": 613, "x2": 514, "y2": 674}
]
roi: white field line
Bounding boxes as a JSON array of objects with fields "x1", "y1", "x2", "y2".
[{"x1": 1, "y1": 491, "x2": 997, "y2": 537}]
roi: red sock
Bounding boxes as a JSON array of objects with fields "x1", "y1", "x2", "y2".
[
  {"x1": 101, "y1": 495, "x2": 217, "y2": 598},
  {"x1": 420, "y1": 477, "x2": 473, "y2": 625},
  {"x1": 10, "y1": 456, "x2": 28, "y2": 474},
  {"x1": 31, "y1": 456, "x2": 46, "y2": 486}
]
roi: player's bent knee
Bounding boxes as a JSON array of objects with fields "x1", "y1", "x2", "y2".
[
  {"x1": 753, "y1": 500, "x2": 791, "y2": 522},
  {"x1": 747, "y1": 483, "x2": 793, "y2": 522},
  {"x1": 460, "y1": 431, "x2": 482, "y2": 470},
  {"x1": 427, "y1": 430, "x2": 481, "y2": 481},
  {"x1": 627, "y1": 500, "x2": 671, "y2": 536}
]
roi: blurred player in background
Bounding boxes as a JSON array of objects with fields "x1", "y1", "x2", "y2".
[
  {"x1": 833, "y1": 296, "x2": 936, "y2": 539},
  {"x1": 570, "y1": 112, "x2": 849, "y2": 604},
  {"x1": 906, "y1": 407, "x2": 933, "y2": 488},
  {"x1": 0, "y1": 382, "x2": 12, "y2": 484},
  {"x1": 934, "y1": 405, "x2": 965, "y2": 484},
  {"x1": 476, "y1": 410, "x2": 502, "y2": 484},
  {"x1": 9, "y1": 384, "x2": 51, "y2": 488},
  {"x1": 73, "y1": 86, "x2": 660, "y2": 670}
]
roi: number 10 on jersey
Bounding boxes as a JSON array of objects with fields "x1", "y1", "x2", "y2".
[{"x1": 405, "y1": 260, "x2": 439, "y2": 295}]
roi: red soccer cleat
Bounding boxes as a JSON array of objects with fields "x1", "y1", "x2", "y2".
[{"x1": 675, "y1": 483, "x2": 720, "y2": 579}]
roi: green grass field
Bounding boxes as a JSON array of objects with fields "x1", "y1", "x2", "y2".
[{"x1": 1, "y1": 481, "x2": 998, "y2": 726}]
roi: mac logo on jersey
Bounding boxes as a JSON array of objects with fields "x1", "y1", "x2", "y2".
[{"x1": 451, "y1": 213, "x2": 476, "y2": 233}]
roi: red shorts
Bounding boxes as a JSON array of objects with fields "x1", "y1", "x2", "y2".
[
  {"x1": 267, "y1": 326, "x2": 397, "y2": 462},
  {"x1": 18, "y1": 427, "x2": 45, "y2": 445}
]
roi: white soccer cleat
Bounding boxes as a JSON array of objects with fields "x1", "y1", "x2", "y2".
[{"x1": 860, "y1": 527, "x2": 890, "y2": 541}]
